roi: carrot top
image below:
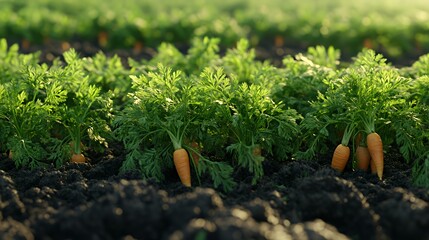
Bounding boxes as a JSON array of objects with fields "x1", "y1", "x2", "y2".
[
  {"x1": 360, "y1": 110, "x2": 377, "y2": 135},
  {"x1": 114, "y1": 65, "x2": 236, "y2": 192},
  {"x1": 340, "y1": 124, "x2": 356, "y2": 147}
]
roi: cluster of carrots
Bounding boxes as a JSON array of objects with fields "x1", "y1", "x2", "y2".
[
  {"x1": 176, "y1": 129, "x2": 384, "y2": 187},
  {"x1": 331, "y1": 129, "x2": 384, "y2": 180}
]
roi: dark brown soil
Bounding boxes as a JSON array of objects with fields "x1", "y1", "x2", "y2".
[
  {"x1": 18, "y1": 39, "x2": 158, "y2": 68},
  {"x1": 1, "y1": 144, "x2": 428, "y2": 240},
  {"x1": 16, "y1": 39, "x2": 418, "y2": 68}
]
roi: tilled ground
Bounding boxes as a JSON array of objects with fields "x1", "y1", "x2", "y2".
[
  {"x1": 0, "y1": 146, "x2": 428, "y2": 240},
  {"x1": 15, "y1": 39, "x2": 419, "y2": 68}
]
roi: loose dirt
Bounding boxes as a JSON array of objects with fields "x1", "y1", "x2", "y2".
[{"x1": 1, "y1": 146, "x2": 428, "y2": 240}]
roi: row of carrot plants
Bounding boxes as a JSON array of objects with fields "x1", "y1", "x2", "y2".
[
  {"x1": 2, "y1": 0, "x2": 429, "y2": 60},
  {"x1": 0, "y1": 39, "x2": 112, "y2": 168},
  {"x1": 0, "y1": 38, "x2": 428, "y2": 190}
]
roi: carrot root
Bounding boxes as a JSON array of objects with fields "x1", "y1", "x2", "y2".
[
  {"x1": 355, "y1": 133, "x2": 363, "y2": 148},
  {"x1": 71, "y1": 153, "x2": 86, "y2": 163},
  {"x1": 356, "y1": 146, "x2": 370, "y2": 171},
  {"x1": 174, "y1": 148, "x2": 191, "y2": 187},
  {"x1": 331, "y1": 144, "x2": 350, "y2": 172},
  {"x1": 367, "y1": 132, "x2": 384, "y2": 180}
]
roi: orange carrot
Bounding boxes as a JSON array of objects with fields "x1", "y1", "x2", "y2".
[
  {"x1": 366, "y1": 132, "x2": 384, "y2": 180},
  {"x1": 173, "y1": 148, "x2": 191, "y2": 187},
  {"x1": 331, "y1": 144, "x2": 350, "y2": 172},
  {"x1": 355, "y1": 132, "x2": 362, "y2": 148},
  {"x1": 356, "y1": 145, "x2": 370, "y2": 171},
  {"x1": 69, "y1": 141, "x2": 86, "y2": 163},
  {"x1": 331, "y1": 124, "x2": 354, "y2": 172},
  {"x1": 71, "y1": 153, "x2": 86, "y2": 163}
]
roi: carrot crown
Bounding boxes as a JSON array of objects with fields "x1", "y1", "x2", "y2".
[
  {"x1": 360, "y1": 111, "x2": 376, "y2": 134},
  {"x1": 341, "y1": 124, "x2": 356, "y2": 146},
  {"x1": 164, "y1": 119, "x2": 192, "y2": 150}
]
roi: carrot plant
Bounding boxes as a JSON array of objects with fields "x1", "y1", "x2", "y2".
[
  {"x1": 0, "y1": 64, "x2": 67, "y2": 168},
  {"x1": 196, "y1": 68, "x2": 302, "y2": 184},
  {"x1": 412, "y1": 154, "x2": 429, "y2": 188},
  {"x1": 82, "y1": 52, "x2": 132, "y2": 106},
  {"x1": 405, "y1": 53, "x2": 429, "y2": 77},
  {"x1": 128, "y1": 42, "x2": 185, "y2": 74},
  {"x1": 303, "y1": 45, "x2": 341, "y2": 69},
  {"x1": 0, "y1": 39, "x2": 40, "y2": 73},
  {"x1": 296, "y1": 49, "x2": 421, "y2": 178},
  {"x1": 402, "y1": 74, "x2": 429, "y2": 187},
  {"x1": 137, "y1": 37, "x2": 221, "y2": 75},
  {"x1": 220, "y1": 39, "x2": 286, "y2": 97},
  {"x1": 271, "y1": 46, "x2": 337, "y2": 116},
  {"x1": 0, "y1": 44, "x2": 114, "y2": 168},
  {"x1": 114, "y1": 64, "x2": 235, "y2": 191},
  {"x1": 221, "y1": 39, "x2": 259, "y2": 84},
  {"x1": 0, "y1": 40, "x2": 68, "y2": 166},
  {"x1": 53, "y1": 49, "x2": 113, "y2": 165},
  {"x1": 184, "y1": 37, "x2": 221, "y2": 74}
]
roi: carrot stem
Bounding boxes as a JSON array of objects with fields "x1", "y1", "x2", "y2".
[{"x1": 341, "y1": 124, "x2": 355, "y2": 146}]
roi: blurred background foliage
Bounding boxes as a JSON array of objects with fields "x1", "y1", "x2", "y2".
[{"x1": 0, "y1": 0, "x2": 428, "y2": 62}]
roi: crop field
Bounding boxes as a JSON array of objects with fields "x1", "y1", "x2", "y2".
[{"x1": 0, "y1": 0, "x2": 428, "y2": 239}]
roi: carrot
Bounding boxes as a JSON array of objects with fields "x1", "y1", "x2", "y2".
[
  {"x1": 366, "y1": 132, "x2": 384, "y2": 180},
  {"x1": 173, "y1": 148, "x2": 191, "y2": 187},
  {"x1": 356, "y1": 145, "x2": 370, "y2": 171},
  {"x1": 331, "y1": 144, "x2": 350, "y2": 172},
  {"x1": 71, "y1": 153, "x2": 86, "y2": 163},
  {"x1": 331, "y1": 124, "x2": 354, "y2": 172},
  {"x1": 8, "y1": 150, "x2": 13, "y2": 160},
  {"x1": 354, "y1": 132, "x2": 362, "y2": 148},
  {"x1": 69, "y1": 141, "x2": 86, "y2": 163}
]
